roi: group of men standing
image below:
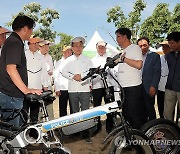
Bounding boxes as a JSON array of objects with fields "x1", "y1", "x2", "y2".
[{"x1": 0, "y1": 15, "x2": 179, "y2": 145}]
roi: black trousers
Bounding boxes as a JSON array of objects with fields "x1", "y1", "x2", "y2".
[
  {"x1": 92, "y1": 86, "x2": 115, "y2": 133},
  {"x1": 157, "y1": 90, "x2": 165, "y2": 118},
  {"x1": 122, "y1": 84, "x2": 147, "y2": 130},
  {"x1": 23, "y1": 98, "x2": 40, "y2": 123},
  {"x1": 59, "y1": 90, "x2": 72, "y2": 117},
  {"x1": 142, "y1": 86, "x2": 156, "y2": 121}
]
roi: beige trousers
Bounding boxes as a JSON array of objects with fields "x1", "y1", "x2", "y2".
[{"x1": 164, "y1": 89, "x2": 180, "y2": 121}]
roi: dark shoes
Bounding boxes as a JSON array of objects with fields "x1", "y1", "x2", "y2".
[{"x1": 84, "y1": 137, "x2": 92, "y2": 144}]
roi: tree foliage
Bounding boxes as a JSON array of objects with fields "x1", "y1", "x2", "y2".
[
  {"x1": 140, "y1": 3, "x2": 180, "y2": 46},
  {"x1": 6, "y1": 2, "x2": 60, "y2": 42},
  {"x1": 168, "y1": 3, "x2": 180, "y2": 33},
  {"x1": 107, "y1": 0, "x2": 146, "y2": 42},
  {"x1": 140, "y1": 3, "x2": 171, "y2": 46},
  {"x1": 107, "y1": 0, "x2": 180, "y2": 46},
  {"x1": 49, "y1": 33, "x2": 73, "y2": 61}
]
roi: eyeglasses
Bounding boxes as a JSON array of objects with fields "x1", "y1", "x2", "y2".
[
  {"x1": 73, "y1": 45, "x2": 83, "y2": 48},
  {"x1": 139, "y1": 44, "x2": 148, "y2": 48}
]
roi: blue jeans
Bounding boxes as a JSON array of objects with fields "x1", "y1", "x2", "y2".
[{"x1": 0, "y1": 92, "x2": 24, "y2": 127}]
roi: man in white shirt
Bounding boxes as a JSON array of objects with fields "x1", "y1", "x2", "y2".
[
  {"x1": 39, "y1": 40, "x2": 54, "y2": 120},
  {"x1": 54, "y1": 46, "x2": 73, "y2": 117},
  {"x1": 91, "y1": 41, "x2": 115, "y2": 134},
  {"x1": 0, "y1": 26, "x2": 10, "y2": 55},
  {"x1": 115, "y1": 28, "x2": 146, "y2": 129},
  {"x1": 62, "y1": 37, "x2": 93, "y2": 143},
  {"x1": 157, "y1": 41, "x2": 171, "y2": 118},
  {"x1": 23, "y1": 36, "x2": 49, "y2": 123}
]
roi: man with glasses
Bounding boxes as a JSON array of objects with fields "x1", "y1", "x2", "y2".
[
  {"x1": 0, "y1": 15, "x2": 42, "y2": 127},
  {"x1": 115, "y1": 28, "x2": 146, "y2": 129},
  {"x1": 137, "y1": 37, "x2": 161, "y2": 121},
  {"x1": 62, "y1": 37, "x2": 93, "y2": 143}
]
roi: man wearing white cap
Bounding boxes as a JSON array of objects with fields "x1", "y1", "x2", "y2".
[
  {"x1": 0, "y1": 26, "x2": 11, "y2": 55},
  {"x1": 62, "y1": 36, "x2": 93, "y2": 143},
  {"x1": 91, "y1": 41, "x2": 115, "y2": 134},
  {"x1": 157, "y1": 41, "x2": 171, "y2": 118},
  {"x1": 23, "y1": 36, "x2": 49, "y2": 123},
  {"x1": 54, "y1": 46, "x2": 73, "y2": 117}
]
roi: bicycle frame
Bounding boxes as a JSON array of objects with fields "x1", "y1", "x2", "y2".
[{"x1": 5, "y1": 101, "x2": 119, "y2": 153}]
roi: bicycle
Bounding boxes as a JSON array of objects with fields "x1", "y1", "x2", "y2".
[{"x1": 81, "y1": 56, "x2": 156, "y2": 153}]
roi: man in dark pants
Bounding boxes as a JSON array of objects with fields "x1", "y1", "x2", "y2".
[
  {"x1": 54, "y1": 46, "x2": 73, "y2": 117},
  {"x1": 91, "y1": 41, "x2": 115, "y2": 133},
  {"x1": 23, "y1": 36, "x2": 49, "y2": 123},
  {"x1": 0, "y1": 15, "x2": 42, "y2": 127},
  {"x1": 137, "y1": 37, "x2": 161, "y2": 121},
  {"x1": 115, "y1": 28, "x2": 146, "y2": 129}
]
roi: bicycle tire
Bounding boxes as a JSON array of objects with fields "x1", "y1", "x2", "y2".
[
  {"x1": 140, "y1": 118, "x2": 180, "y2": 154},
  {"x1": 0, "y1": 129, "x2": 28, "y2": 154},
  {"x1": 109, "y1": 129, "x2": 156, "y2": 154}
]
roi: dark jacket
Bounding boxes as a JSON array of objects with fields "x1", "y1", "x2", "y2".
[
  {"x1": 142, "y1": 52, "x2": 161, "y2": 95},
  {"x1": 166, "y1": 51, "x2": 180, "y2": 92}
]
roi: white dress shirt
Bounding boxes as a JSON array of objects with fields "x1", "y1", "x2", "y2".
[
  {"x1": 158, "y1": 55, "x2": 169, "y2": 92},
  {"x1": 62, "y1": 54, "x2": 93, "y2": 92},
  {"x1": 43, "y1": 53, "x2": 54, "y2": 88},
  {"x1": 91, "y1": 53, "x2": 117, "y2": 89},
  {"x1": 54, "y1": 57, "x2": 68, "y2": 91},
  {"x1": 25, "y1": 50, "x2": 49, "y2": 89}
]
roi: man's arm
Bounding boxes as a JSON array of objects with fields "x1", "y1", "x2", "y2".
[
  {"x1": 6, "y1": 64, "x2": 42, "y2": 95},
  {"x1": 123, "y1": 57, "x2": 142, "y2": 70}
]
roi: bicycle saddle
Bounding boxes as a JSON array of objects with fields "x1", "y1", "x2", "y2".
[{"x1": 25, "y1": 90, "x2": 53, "y2": 102}]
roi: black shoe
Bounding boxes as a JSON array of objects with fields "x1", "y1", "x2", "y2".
[{"x1": 84, "y1": 137, "x2": 92, "y2": 144}]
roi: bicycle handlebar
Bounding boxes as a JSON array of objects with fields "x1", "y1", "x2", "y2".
[
  {"x1": 81, "y1": 53, "x2": 122, "y2": 81},
  {"x1": 25, "y1": 90, "x2": 53, "y2": 102}
]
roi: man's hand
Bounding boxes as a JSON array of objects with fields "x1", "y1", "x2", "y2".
[
  {"x1": 73, "y1": 74, "x2": 81, "y2": 81},
  {"x1": 24, "y1": 88, "x2": 42, "y2": 95},
  {"x1": 149, "y1": 86, "x2": 156, "y2": 97},
  {"x1": 43, "y1": 87, "x2": 48, "y2": 91},
  {"x1": 56, "y1": 91, "x2": 61, "y2": 96}
]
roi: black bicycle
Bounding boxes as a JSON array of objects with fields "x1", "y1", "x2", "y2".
[{"x1": 81, "y1": 54, "x2": 156, "y2": 154}]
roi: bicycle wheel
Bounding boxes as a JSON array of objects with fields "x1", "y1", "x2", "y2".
[
  {"x1": 140, "y1": 118, "x2": 180, "y2": 154},
  {"x1": 0, "y1": 129, "x2": 28, "y2": 154},
  {"x1": 109, "y1": 129, "x2": 155, "y2": 154}
]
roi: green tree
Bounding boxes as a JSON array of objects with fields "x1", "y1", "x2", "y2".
[
  {"x1": 139, "y1": 3, "x2": 180, "y2": 46},
  {"x1": 168, "y1": 4, "x2": 180, "y2": 33},
  {"x1": 6, "y1": 2, "x2": 60, "y2": 42},
  {"x1": 49, "y1": 33, "x2": 73, "y2": 60},
  {"x1": 107, "y1": 0, "x2": 146, "y2": 42}
]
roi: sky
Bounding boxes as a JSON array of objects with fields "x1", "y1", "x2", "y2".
[{"x1": 0, "y1": 0, "x2": 179, "y2": 47}]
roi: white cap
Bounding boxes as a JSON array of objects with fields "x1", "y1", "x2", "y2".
[{"x1": 71, "y1": 37, "x2": 85, "y2": 46}]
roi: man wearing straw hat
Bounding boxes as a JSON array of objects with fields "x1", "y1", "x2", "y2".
[{"x1": 54, "y1": 45, "x2": 73, "y2": 117}]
